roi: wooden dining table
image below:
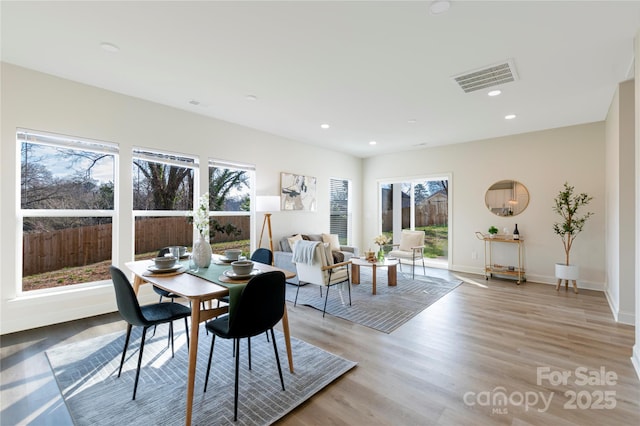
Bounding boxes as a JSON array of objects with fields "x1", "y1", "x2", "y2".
[{"x1": 125, "y1": 257, "x2": 296, "y2": 426}]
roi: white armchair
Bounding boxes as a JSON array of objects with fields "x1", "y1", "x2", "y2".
[
  {"x1": 387, "y1": 230, "x2": 426, "y2": 278},
  {"x1": 292, "y1": 241, "x2": 352, "y2": 317}
]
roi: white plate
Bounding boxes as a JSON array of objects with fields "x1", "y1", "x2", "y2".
[
  {"x1": 179, "y1": 252, "x2": 191, "y2": 259},
  {"x1": 223, "y1": 269, "x2": 261, "y2": 279},
  {"x1": 218, "y1": 256, "x2": 236, "y2": 263},
  {"x1": 147, "y1": 264, "x2": 182, "y2": 273}
]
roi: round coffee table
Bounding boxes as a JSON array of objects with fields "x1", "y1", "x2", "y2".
[{"x1": 350, "y1": 257, "x2": 400, "y2": 295}]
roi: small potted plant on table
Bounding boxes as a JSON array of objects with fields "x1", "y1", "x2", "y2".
[{"x1": 488, "y1": 226, "x2": 499, "y2": 238}]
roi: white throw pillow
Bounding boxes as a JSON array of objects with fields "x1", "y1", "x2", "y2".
[
  {"x1": 287, "y1": 234, "x2": 303, "y2": 251},
  {"x1": 322, "y1": 233, "x2": 341, "y2": 251},
  {"x1": 399, "y1": 231, "x2": 424, "y2": 251},
  {"x1": 322, "y1": 242, "x2": 334, "y2": 266}
]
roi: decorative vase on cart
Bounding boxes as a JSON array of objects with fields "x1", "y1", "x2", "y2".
[{"x1": 192, "y1": 232, "x2": 212, "y2": 268}]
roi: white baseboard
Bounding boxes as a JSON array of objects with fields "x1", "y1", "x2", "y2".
[
  {"x1": 603, "y1": 288, "x2": 636, "y2": 325},
  {"x1": 632, "y1": 345, "x2": 640, "y2": 381},
  {"x1": 450, "y1": 265, "x2": 605, "y2": 291},
  {"x1": 1, "y1": 283, "x2": 159, "y2": 335}
]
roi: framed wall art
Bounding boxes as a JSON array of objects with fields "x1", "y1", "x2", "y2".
[{"x1": 280, "y1": 172, "x2": 317, "y2": 211}]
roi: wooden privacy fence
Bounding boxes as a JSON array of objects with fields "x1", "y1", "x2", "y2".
[
  {"x1": 23, "y1": 216, "x2": 250, "y2": 276},
  {"x1": 23, "y1": 223, "x2": 113, "y2": 276},
  {"x1": 381, "y1": 203, "x2": 448, "y2": 232}
]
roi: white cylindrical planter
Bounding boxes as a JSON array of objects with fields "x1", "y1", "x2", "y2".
[{"x1": 555, "y1": 263, "x2": 579, "y2": 280}]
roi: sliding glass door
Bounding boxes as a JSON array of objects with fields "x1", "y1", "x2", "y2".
[{"x1": 380, "y1": 176, "x2": 449, "y2": 267}]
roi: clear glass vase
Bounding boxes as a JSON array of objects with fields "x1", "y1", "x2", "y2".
[{"x1": 377, "y1": 249, "x2": 385, "y2": 262}]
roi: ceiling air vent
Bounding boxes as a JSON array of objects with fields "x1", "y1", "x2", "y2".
[{"x1": 452, "y1": 59, "x2": 519, "y2": 93}]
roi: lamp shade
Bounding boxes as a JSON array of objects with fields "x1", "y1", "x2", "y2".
[{"x1": 256, "y1": 195, "x2": 281, "y2": 212}]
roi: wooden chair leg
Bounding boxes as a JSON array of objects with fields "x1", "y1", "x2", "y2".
[
  {"x1": 556, "y1": 279, "x2": 561, "y2": 291},
  {"x1": 572, "y1": 280, "x2": 578, "y2": 294}
]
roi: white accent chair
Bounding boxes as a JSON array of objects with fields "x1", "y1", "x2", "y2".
[
  {"x1": 388, "y1": 230, "x2": 426, "y2": 278},
  {"x1": 292, "y1": 241, "x2": 352, "y2": 317}
]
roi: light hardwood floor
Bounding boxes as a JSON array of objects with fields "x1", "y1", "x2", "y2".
[{"x1": 1, "y1": 269, "x2": 639, "y2": 425}]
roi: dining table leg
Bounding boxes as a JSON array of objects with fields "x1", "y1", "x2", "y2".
[
  {"x1": 371, "y1": 264, "x2": 377, "y2": 295},
  {"x1": 132, "y1": 275, "x2": 144, "y2": 294},
  {"x1": 281, "y1": 305, "x2": 294, "y2": 373},
  {"x1": 185, "y1": 299, "x2": 201, "y2": 426}
]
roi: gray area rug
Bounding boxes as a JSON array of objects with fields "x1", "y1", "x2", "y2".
[
  {"x1": 46, "y1": 325, "x2": 356, "y2": 426},
  {"x1": 286, "y1": 268, "x2": 462, "y2": 333}
]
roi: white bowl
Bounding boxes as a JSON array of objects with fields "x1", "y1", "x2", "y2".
[
  {"x1": 154, "y1": 256, "x2": 177, "y2": 269},
  {"x1": 224, "y1": 249, "x2": 242, "y2": 261},
  {"x1": 231, "y1": 260, "x2": 253, "y2": 275}
]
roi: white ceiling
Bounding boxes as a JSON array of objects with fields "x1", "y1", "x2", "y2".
[{"x1": 2, "y1": 1, "x2": 640, "y2": 158}]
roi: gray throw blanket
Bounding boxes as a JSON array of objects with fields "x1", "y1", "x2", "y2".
[{"x1": 292, "y1": 240, "x2": 319, "y2": 265}]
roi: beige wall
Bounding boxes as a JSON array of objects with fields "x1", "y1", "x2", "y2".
[
  {"x1": 0, "y1": 63, "x2": 362, "y2": 334},
  {"x1": 363, "y1": 123, "x2": 606, "y2": 288},
  {"x1": 0, "y1": 61, "x2": 632, "y2": 340},
  {"x1": 605, "y1": 79, "x2": 636, "y2": 325},
  {"x1": 632, "y1": 28, "x2": 640, "y2": 380}
]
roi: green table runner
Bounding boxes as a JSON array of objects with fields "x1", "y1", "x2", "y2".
[{"x1": 179, "y1": 260, "x2": 245, "y2": 322}]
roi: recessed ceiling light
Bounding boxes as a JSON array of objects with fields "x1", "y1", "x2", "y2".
[
  {"x1": 245, "y1": 95, "x2": 257, "y2": 101},
  {"x1": 369, "y1": 140, "x2": 377, "y2": 146},
  {"x1": 320, "y1": 123, "x2": 330, "y2": 129},
  {"x1": 188, "y1": 100, "x2": 201, "y2": 106},
  {"x1": 429, "y1": 0, "x2": 451, "y2": 15},
  {"x1": 505, "y1": 114, "x2": 516, "y2": 120},
  {"x1": 100, "y1": 42, "x2": 120, "y2": 53},
  {"x1": 488, "y1": 90, "x2": 502, "y2": 97},
  {"x1": 407, "y1": 119, "x2": 417, "y2": 124}
]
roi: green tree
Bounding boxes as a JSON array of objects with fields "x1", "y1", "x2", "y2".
[
  {"x1": 208, "y1": 168, "x2": 249, "y2": 210},
  {"x1": 414, "y1": 183, "x2": 429, "y2": 203},
  {"x1": 133, "y1": 161, "x2": 193, "y2": 210}
]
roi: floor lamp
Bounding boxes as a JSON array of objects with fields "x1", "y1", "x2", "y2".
[{"x1": 256, "y1": 196, "x2": 281, "y2": 259}]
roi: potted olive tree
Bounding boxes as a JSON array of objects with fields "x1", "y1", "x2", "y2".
[{"x1": 552, "y1": 182, "x2": 593, "y2": 292}]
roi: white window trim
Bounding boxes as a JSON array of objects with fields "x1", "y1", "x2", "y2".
[{"x1": 18, "y1": 129, "x2": 119, "y2": 295}]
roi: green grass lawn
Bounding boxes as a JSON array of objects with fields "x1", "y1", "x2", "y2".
[
  {"x1": 22, "y1": 240, "x2": 250, "y2": 291},
  {"x1": 419, "y1": 225, "x2": 448, "y2": 258},
  {"x1": 380, "y1": 225, "x2": 448, "y2": 259}
]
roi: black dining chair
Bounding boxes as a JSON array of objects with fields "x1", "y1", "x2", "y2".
[
  {"x1": 153, "y1": 247, "x2": 180, "y2": 303},
  {"x1": 151, "y1": 247, "x2": 192, "y2": 339},
  {"x1": 217, "y1": 248, "x2": 273, "y2": 307},
  {"x1": 109, "y1": 265, "x2": 191, "y2": 400},
  {"x1": 219, "y1": 248, "x2": 274, "y2": 342},
  {"x1": 250, "y1": 248, "x2": 273, "y2": 265},
  {"x1": 203, "y1": 271, "x2": 286, "y2": 421}
]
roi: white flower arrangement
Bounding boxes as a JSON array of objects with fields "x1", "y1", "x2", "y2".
[
  {"x1": 190, "y1": 192, "x2": 210, "y2": 236},
  {"x1": 374, "y1": 234, "x2": 390, "y2": 247}
]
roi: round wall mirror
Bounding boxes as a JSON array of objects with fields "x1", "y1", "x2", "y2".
[{"x1": 485, "y1": 180, "x2": 530, "y2": 216}]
